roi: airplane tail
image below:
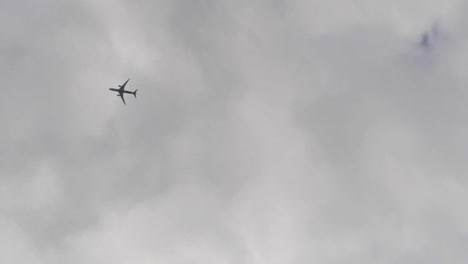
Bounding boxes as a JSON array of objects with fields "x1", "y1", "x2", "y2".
[{"x1": 133, "y1": 89, "x2": 138, "y2": 98}]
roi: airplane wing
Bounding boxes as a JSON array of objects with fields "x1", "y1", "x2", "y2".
[
  {"x1": 120, "y1": 94, "x2": 126, "y2": 105},
  {"x1": 120, "y1": 78, "x2": 130, "y2": 89}
]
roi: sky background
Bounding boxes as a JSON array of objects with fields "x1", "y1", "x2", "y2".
[{"x1": 1, "y1": 0, "x2": 468, "y2": 263}]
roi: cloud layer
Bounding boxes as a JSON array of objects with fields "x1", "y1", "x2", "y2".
[{"x1": 1, "y1": 0, "x2": 468, "y2": 263}]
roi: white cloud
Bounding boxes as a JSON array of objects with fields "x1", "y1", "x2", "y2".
[{"x1": 2, "y1": 0, "x2": 468, "y2": 263}]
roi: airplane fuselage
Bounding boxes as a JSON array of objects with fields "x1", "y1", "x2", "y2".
[{"x1": 109, "y1": 88, "x2": 135, "y2": 94}]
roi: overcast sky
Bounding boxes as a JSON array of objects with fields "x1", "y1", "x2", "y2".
[{"x1": 1, "y1": 0, "x2": 468, "y2": 263}]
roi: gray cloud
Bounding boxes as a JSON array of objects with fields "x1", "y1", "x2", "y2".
[{"x1": 1, "y1": 0, "x2": 468, "y2": 263}]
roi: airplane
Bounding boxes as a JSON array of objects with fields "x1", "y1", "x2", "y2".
[{"x1": 109, "y1": 78, "x2": 137, "y2": 105}]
